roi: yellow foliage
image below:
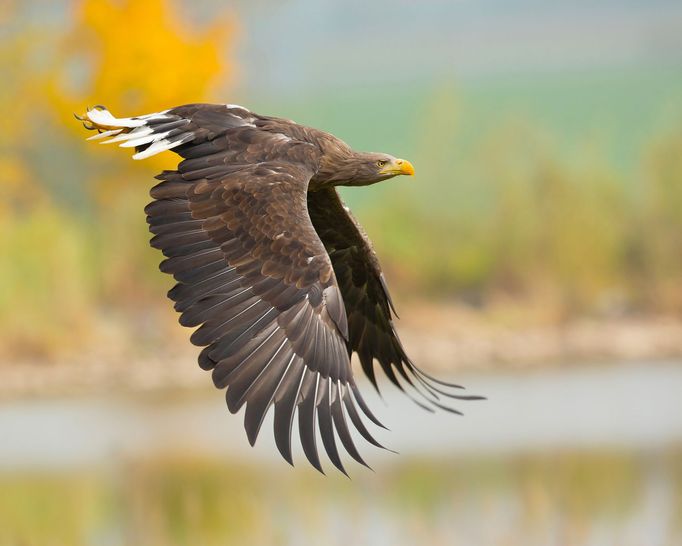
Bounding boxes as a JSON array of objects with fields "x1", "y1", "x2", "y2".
[
  {"x1": 0, "y1": 0, "x2": 236, "y2": 359},
  {"x1": 50, "y1": 0, "x2": 234, "y2": 120}
]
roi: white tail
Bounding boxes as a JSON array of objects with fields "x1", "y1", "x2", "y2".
[{"x1": 83, "y1": 107, "x2": 195, "y2": 160}]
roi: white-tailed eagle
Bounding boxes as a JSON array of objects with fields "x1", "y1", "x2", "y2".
[{"x1": 78, "y1": 103, "x2": 483, "y2": 474}]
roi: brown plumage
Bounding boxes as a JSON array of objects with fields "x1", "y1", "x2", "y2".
[{"x1": 79, "y1": 103, "x2": 483, "y2": 474}]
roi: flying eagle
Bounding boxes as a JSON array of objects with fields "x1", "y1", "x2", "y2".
[{"x1": 79, "y1": 103, "x2": 482, "y2": 474}]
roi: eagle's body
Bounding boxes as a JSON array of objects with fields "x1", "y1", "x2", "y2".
[{"x1": 81, "y1": 103, "x2": 481, "y2": 474}]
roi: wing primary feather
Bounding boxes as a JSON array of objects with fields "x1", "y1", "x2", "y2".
[
  {"x1": 243, "y1": 350, "x2": 296, "y2": 446},
  {"x1": 390, "y1": 333, "x2": 467, "y2": 394},
  {"x1": 358, "y1": 351, "x2": 379, "y2": 393},
  {"x1": 350, "y1": 383, "x2": 388, "y2": 430},
  {"x1": 355, "y1": 321, "x2": 379, "y2": 390},
  {"x1": 410, "y1": 365, "x2": 465, "y2": 389},
  {"x1": 358, "y1": 323, "x2": 404, "y2": 393},
  {"x1": 391, "y1": 360, "x2": 473, "y2": 407},
  {"x1": 341, "y1": 385, "x2": 394, "y2": 453},
  {"x1": 405, "y1": 370, "x2": 445, "y2": 401},
  {"x1": 400, "y1": 390, "x2": 437, "y2": 413},
  {"x1": 307, "y1": 318, "x2": 322, "y2": 372},
  {"x1": 408, "y1": 364, "x2": 459, "y2": 396},
  {"x1": 316, "y1": 377, "x2": 347, "y2": 476},
  {"x1": 298, "y1": 371, "x2": 324, "y2": 474},
  {"x1": 429, "y1": 401, "x2": 465, "y2": 415},
  {"x1": 384, "y1": 371, "x2": 438, "y2": 413},
  {"x1": 393, "y1": 369, "x2": 474, "y2": 414},
  {"x1": 273, "y1": 358, "x2": 306, "y2": 465},
  {"x1": 390, "y1": 355, "x2": 442, "y2": 402},
  {"x1": 198, "y1": 345, "x2": 217, "y2": 371},
  {"x1": 330, "y1": 381, "x2": 371, "y2": 469},
  {"x1": 407, "y1": 364, "x2": 487, "y2": 401},
  {"x1": 378, "y1": 273, "x2": 399, "y2": 318}
]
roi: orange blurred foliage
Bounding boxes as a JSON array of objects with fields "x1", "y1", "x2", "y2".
[
  {"x1": 49, "y1": 0, "x2": 235, "y2": 122},
  {"x1": 0, "y1": 0, "x2": 237, "y2": 358}
]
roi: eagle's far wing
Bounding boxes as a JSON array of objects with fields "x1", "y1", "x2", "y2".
[
  {"x1": 147, "y1": 162, "x2": 392, "y2": 475},
  {"x1": 308, "y1": 188, "x2": 484, "y2": 412}
]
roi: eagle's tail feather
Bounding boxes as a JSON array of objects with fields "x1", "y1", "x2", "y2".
[
  {"x1": 86, "y1": 128, "x2": 123, "y2": 141},
  {"x1": 80, "y1": 106, "x2": 195, "y2": 160}
]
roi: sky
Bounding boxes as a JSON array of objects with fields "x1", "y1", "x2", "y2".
[{"x1": 222, "y1": 0, "x2": 682, "y2": 96}]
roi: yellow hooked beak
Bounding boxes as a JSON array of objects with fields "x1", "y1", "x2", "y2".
[{"x1": 380, "y1": 158, "x2": 415, "y2": 177}]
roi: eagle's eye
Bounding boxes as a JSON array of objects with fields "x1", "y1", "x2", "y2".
[{"x1": 377, "y1": 160, "x2": 387, "y2": 168}]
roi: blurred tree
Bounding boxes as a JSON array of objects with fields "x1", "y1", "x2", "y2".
[
  {"x1": 50, "y1": 0, "x2": 233, "y2": 125},
  {"x1": 635, "y1": 128, "x2": 682, "y2": 311},
  {"x1": 0, "y1": 0, "x2": 236, "y2": 358}
]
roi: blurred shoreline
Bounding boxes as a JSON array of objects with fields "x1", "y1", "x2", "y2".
[{"x1": 2, "y1": 305, "x2": 682, "y2": 400}]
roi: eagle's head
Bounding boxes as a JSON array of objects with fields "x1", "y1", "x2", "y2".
[
  {"x1": 311, "y1": 132, "x2": 414, "y2": 188},
  {"x1": 358, "y1": 152, "x2": 415, "y2": 184},
  {"x1": 316, "y1": 150, "x2": 415, "y2": 187}
]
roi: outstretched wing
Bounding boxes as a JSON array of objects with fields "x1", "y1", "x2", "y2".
[
  {"x1": 84, "y1": 105, "x2": 387, "y2": 474},
  {"x1": 149, "y1": 164, "x2": 390, "y2": 475},
  {"x1": 308, "y1": 188, "x2": 484, "y2": 412}
]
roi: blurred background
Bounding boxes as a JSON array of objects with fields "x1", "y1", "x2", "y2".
[{"x1": 1, "y1": 0, "x2": 681, "y2": 544}]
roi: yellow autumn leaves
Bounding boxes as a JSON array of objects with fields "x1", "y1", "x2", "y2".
[
  {"x1": 0, "y1": 0, "x2": 236, "y2": 358},
  {"x1": 52, "y1": 0, "x2": 234, "y2": 122}
]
